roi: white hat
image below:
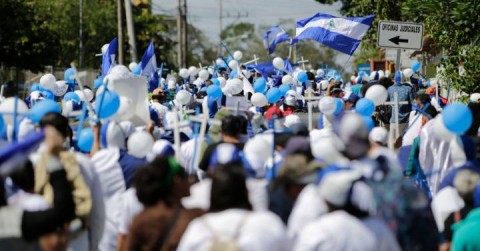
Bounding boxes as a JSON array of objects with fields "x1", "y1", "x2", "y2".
[
  {"x1": 470, "y1": 93, "x2": 480, "y2": 103},
  {"x1": 284, "y1": 114, "x2": 301, "y2": 128},
  {"x1": 147, "y1": 139, "x2": 175, "y2": 162},
  {"x1": 368, "y1": 127, "x2": 388, "y2": 145},
  {"x1": 319, "y1": 169, "x2": 363, "y2": 207}
]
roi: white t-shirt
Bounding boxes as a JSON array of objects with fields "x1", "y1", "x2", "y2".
[
  {"x1": 293, "y1": 210, "x2": 377, "y2": 251},
  {"x1": 177, "y1": 209, "x2": 289, "y2": 251},
  {"x1": 117, "y1": 188, "x2": 144, "y2": 235}
]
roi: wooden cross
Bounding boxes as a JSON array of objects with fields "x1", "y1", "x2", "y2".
[
  {"x1": 297, "y1": 56, "x2": 309, "y2": 70},
  {"x1": 382, "y1": 91, "x2": 409, "y2": 150},
  {"x1": 243, "y1": 55, "x2": 260, "y2": 65}
]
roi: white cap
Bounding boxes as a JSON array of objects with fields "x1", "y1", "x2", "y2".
[
  {"x1": 470, "y1": 93, "x2": 480, "y2": 102},
  {"x1": 319, "y1": 169, "x2": 363, "y2": 207},
  {"x1": 368, "y1": 127, "x2": 388, "y2": 145},
  {"x1": 284, "y1": 114, "x2": 301, "y2": 128}
]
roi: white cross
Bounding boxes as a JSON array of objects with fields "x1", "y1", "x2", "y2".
[
  {"x1": 297, "y1": 56, "x2": 309, "y2": 70},
  {"x1": 382, "y1": 91, "x2": 409, "y2": 150},
  {"x1": 243, "y1": 55, "x2": 260, "y2": 65}
]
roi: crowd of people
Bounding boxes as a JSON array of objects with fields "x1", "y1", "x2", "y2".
[{"x1": 1, "y1": 52, "x2": 480, "y2": 251}]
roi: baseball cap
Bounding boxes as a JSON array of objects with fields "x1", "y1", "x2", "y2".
[{"x1": 368, "y1": 127, "x2": 388, "y2": 146}]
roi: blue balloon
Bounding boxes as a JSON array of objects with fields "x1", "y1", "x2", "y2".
[
  {"x1": 42, "y1": 89, "x2": 55, "y2": 100},
  {"x1": 132, "y1": 66, "x2": 141, "y2": 75},
  {"x1": 29, "y1": 83, "x2": 44, "y2": 93},
  {"x1": 254, "y1": 78, "x2": 267, "y2": 93},
  {"x1": 356, "y1": 98, "x2": 375, "y2": 116},
  {"x1": 93, "y1": 77, "x2": 104, "y2": 89},
  {"x1": 200, "y1": 87, "x2": 207, "y2": 92},
  {"x1": 442, "y1": 103, "x2": 473, "y2": 134},
  {"x1": 78, "y1": 127, "x2": 94, "y2": 153},
  {"x1": 229, "y1": 70, "x2": 238, "y2": 78},
  {"x1": 29, "y1": 99, "x2": 62, "y2": 123},
  {"x1": 333, "y1": 98, "x2": 344, "y2": 116},
  {"x1": 279, "y1": 84, "x2": 291, "y2": 95},
  {"x1": 362, "y1": 116, "x2": 375, "y2": 131},
  {"x1": 0, "y1": 115, "x2": 4, "y2": 133},
  {"x1": 95, "y1": 89, "x2": 120, "y2": 119},
  {"x1": 64, "y1": 92, "x2": 81, "y2": 103},
  {"x1": 358, "y1": 71, "x2": 365, "y2": 77},
  {"x1": 266, "y1": 88, "x2": 282, "y2": 104},
  {"x1": 297, "y1": 71, "x2": 308, "y2": 83},
  {"x1": 64, "y1": 68, "x2": 77, "y2": 84},
  {"x1": 211, "y1": 78, "x2": 220, "y2": 86},
  {"x1": 206, "y1": 85, "x2": 222, "y2": 99},
  {"x1": 412, "y1": 61, "x2": 421, "y2": 72}
]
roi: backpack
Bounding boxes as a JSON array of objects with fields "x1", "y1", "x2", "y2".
[{"x1": 202, "y1": 213, "x2": 250, "y2": 251}]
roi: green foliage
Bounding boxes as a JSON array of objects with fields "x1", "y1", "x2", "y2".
[{"x1": 0, "y1": 0, "x2": 59, "y2": 72}]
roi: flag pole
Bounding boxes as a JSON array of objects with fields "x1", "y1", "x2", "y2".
[
  {"x1": 338, "y1": 54, "x2": 353, "y2": 76},
  {"x1": 288, "y1": 39, "x2": 293, "y2": 59}
]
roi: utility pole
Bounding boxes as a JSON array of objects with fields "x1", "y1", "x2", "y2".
[
  {"x1": 124, "y1": 0, "x2": 138, "y2": 63},
  {"x1": 177, "y1": 0, "x2": 182, "y2": 68},
  {"x1": 218, "y1": 0, "x2": 223, "y2": 56},
  {"x1": 182, "y1": 0, "x2": 188, "y2": 67},
  {"x1": 117, "y1": 0, "x2": 124, "y2": 64},
  {"x1": 79, "y1": 0, "x2": 84, "y2": 67}
]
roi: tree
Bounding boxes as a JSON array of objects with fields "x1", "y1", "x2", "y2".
[{"x1": 0, "y1": 0, "x2": 59, "y2": 72}]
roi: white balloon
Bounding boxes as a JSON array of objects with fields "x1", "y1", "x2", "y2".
[
  {"x1": 207, "y1": 67, "x2": 215, "y2": 75},
  {"x1": 198, "y1": 69, "x2": 209, "y2": 81},
  {"x1": 193, "y1": 79, "x2": 202, "y2": 89},
  {"x1": 179, "y1": 68, "x2": 189, "y2": 78},
  {"x1": 128, "y1": 62, "x2": 138, "y2": 71},
  {"x1": 319, "y1": 96, "x2": 336, "y2": 115},
  {"x1": 74, "y1": 90, "x2": 86, "y2": 102},
  {"x1": 226, "y1": 78, "x2": 243, "y2": 95},
  {"x1": 350, "y1": 76, "x2": 356, "y2": 82},
  {"x1": 109, "y1": 65, "x2": 132, "y2": 78},
  {"x1": 40, "y1": 74, "x2": 56, "y2": 90},
  {"x1": 188, "y1": 66, "x2": 198, "y2": 77},
  {"x1": 233, "y1": 51, "x2": 243, "y2": 61},
  {"x1": 365, "y1": 85, "x2": 388, "y2": 106},
  {"x1": 215, "y1": 58, "x2": 225, "y2": 66},
  {"x1": 403, "y1": 68, "x2": 414, "y2": 78},
  {"x1": 378, "y1": 70, "x2": 385, "y2": 79},
  {"x1": 433, "y1": 114, "x2": 455, "y2": 141},
  {"x1": 53, "y1": 80, "x2": 68, "y2": 97},
  {"x1": 84, "y1": 89, "x2": 94, "y2": 102},
  {"x1": 167, "y1": 80, "x2": 176, "y2": 90},
  {"x1": 272, "y1": 57, "x2": 284, "y2": 70},
  {"x1": 228, "y1": 60, "x2": 238, "y2": 70},
  {"x1": 0, "y1": 97, "x2": 29, "y2": 125},
  {"x1": 282, "y1": 75, "x2": 293, "y2": 85},
  {"x1": 251, "y1": 93, "x2": 268, "y2": 107},
  {"x1": 175, "y1": 90, "x2": 191, "y2": 105},
  {"x1": 112, "y1": 96, "x2": 135, "y2": 121},
  {"x1": 127, "y1": 131, "x2": 154, "y2": 158},
  {"x1": 217, "y1": 77, "x2": 227, "y2": 88}
]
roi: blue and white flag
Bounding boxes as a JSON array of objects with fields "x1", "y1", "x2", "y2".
[
  {"x1": 140, "y1": 41, "x2": 157, "y2": 78},
  {"x1": 292, "y1": 13, "x2": 375, "y2": 55},
  {"x1": 101, "y1": 37, "x2": 118, "y2": 77},
  {"x1": 263, "y1": 25, "x2": 291, "y2": 54}
]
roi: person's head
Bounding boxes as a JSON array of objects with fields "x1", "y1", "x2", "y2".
[
  {"x1": 378, "y1": 77, "x2": 393, "y2": 90},
  {"x1": 134, "y1": 155, "x2": 189, "y2": 207},
  {"x1": 221, "y1": 115, "x2": 242, "y2": 139},
  {"x1": 274, "y1": 154, "x2": 320, "y2": 200},
  {"x1": 420, "y1": 104, "x2": 438, "y2": 125},
  {"x1": 343, "y1": 92, "x2": 359, "y2": 110},
  {"x1": 330, "y1": 88, "x2": 344, "y2": 99},
  {"x1": 9, "y1": 160, "x2": 35, "y2": 193},
  {"x1": 40, "y1": 112, "x2": 72, "y2": 147},
  {"x1": 415, "y1": 94, "x2": 431, "y2": 108},
  {"x1": 151, "y1": 88, "x2": 167, "y2": 103},
  {"x1": 454, "y1": 169, "x2": 480, "y2": 207},
  {"x1": 209, "y1": 162, "x2": 252, "y2": 212},
  {"x1": 205, "y1": 79, "x2": 213, "y2": 87}
]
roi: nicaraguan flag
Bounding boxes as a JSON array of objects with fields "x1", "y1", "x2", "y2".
[
  {"x1": 292, "y1": 13, "x2": 375, "y2": 55},
  {"x1": 263, "y1": 25, "x2": 291, "y2": 54},
  {"x1": 140, "y1": 41, "x2": 157, "y2": 78},
  {"x1": 102, "y1": 37, "x2": 118, "y2": 77}
]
